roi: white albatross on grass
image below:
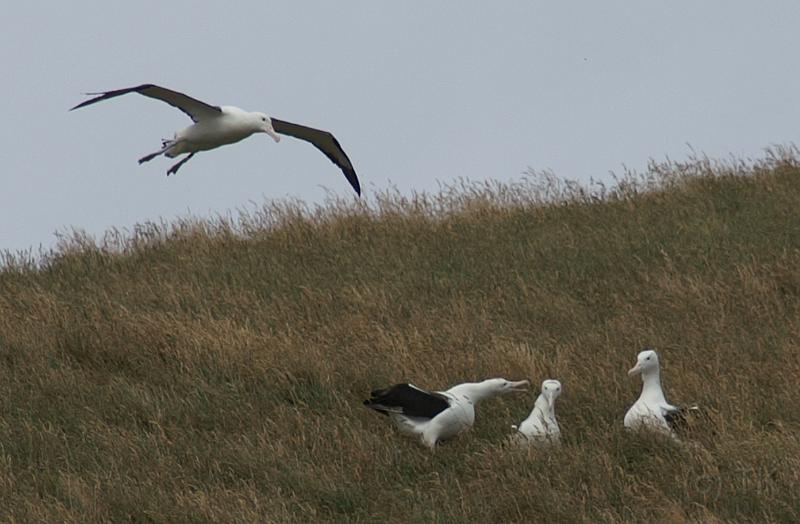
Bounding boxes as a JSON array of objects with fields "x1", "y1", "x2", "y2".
[
  {"x1": 512, "y1": 379, "x2": 562, "y2": 446},
  {"x1": 70, "y1": 84, "x2": 361, "y2": 195},
  {"x1": 364, "y1": 378, "x2": 530, "y2": 450},
  {"x1": 624, "y1": 348, "x2": 698, "y2": 437}
]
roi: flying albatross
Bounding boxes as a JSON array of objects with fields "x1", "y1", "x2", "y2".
[
  {"x1": 70, "y1": 84, "x2": 361, "y2": 195},
  {"x1": 624, "y1": 348, "x2": 699, "y2": 436},
  {"x1": 364, "y1": 378, "x2": 530, "y2": 450},
  {"x1": 511, "y1": 379, "x2": 562, "y2": 446}
]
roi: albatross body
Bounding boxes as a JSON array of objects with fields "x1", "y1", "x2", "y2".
[
  {"x1": 70, "y1": 84, "x2": 361, "y2": 195},
  {"x1": 513, "y1": 379, "x2": 562, "y2": 445},
  {"x1": 364, "y1": 378, "x2": 529, "y2": 449},
  {"x1": 624, "y1": 349, "x2": 691, "y2": 436}
]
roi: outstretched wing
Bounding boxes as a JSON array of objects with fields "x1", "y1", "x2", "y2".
[
  {"x1": 364, "y1": 383, "x2": 450, "y2": 418},
  {"x1": 70, "y1": 84, "x2": 222, "y2": 123},
  {"x1": 271, "y1": 118, "x2": 361, "y2": 196}
]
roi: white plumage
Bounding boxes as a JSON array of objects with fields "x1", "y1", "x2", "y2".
[
  {"x1": 624, "y1": 349, "x2": 686, "y2": 436},
  {"x1": 512, "y1": 379, "x2": 562, "y2": 445}
]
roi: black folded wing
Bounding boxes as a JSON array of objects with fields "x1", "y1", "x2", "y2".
[{"x1": 364, "y1": 383, "x2": 450, "y2": 419}]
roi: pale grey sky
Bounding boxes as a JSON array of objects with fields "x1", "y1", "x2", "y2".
[{"x1": 2, "y1": 2, "x2": 798, "y2": 253}]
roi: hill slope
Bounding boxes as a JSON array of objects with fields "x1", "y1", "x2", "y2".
[{"x1": 2, "y1": 152, "x2": 800, "y2": 522}]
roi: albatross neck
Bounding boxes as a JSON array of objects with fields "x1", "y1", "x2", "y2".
[
  {"x1": 448, "y1": 381, "x2": 503, "y2": 404},
  {"x1": 534, "y1": 394, "x2": 555, "y2": 418},
  {"x1": 639, "y1": 367, "x2": 667, "y2": 403}
]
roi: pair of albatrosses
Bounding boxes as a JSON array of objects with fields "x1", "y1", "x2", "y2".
[
  {"x1": 71, "y1": 84, "x2": 361, "y2": 196},
  {"x1": 363, "y1": 377, "x2": 563, "y2": 449},
  {"x1": 365, "y1": 349, "x2": 695, "y2": 450}
]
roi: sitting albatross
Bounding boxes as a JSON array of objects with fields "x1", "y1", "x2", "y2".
[
  {"x1": 364, "y1": 378, "x2": 530, "y2": 449},
  {"x1": 624, "y1": 348, "x2": 698, "y2": 436},
  {"x1": 70, "y1": 84, "x2": 361, "y2": 195},
  {"x1": 512, "y1": 379, "x2": 562, "y2": 445}
]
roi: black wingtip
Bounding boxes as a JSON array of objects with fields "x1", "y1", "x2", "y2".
[
  {"x1": 69, "y1": 98, "x2": 92, "y2": 112},
  {"x1": 69, "y1": 85, "x2": 154, "y2": 113},
  {"x1": 363, "y1": 400, "x2": 391, "y2": 417},
  {"x1": 69, "y1": 93, "x2": 108, "y2": 112},
  {"x1": 350, "y1": 171, "x2": 362, "y2": 197}
]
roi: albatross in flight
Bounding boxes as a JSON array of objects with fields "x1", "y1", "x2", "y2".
[
  {"x1": 70, "y1": 84, "x2": 361, "y2": 195},
  {"x1": 512, "y1": 379, "x2": 562, "y2": 446},
  {"x1": 624, "y1": 348, "x2": 698, "y2": 436},
  {"x1": 364, "y1": 378, "x2": 530, "y2": 450}
]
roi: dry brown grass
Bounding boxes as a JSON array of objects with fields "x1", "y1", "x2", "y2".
[{"x1": 1, "y1": 148, "x2": 800, "y2": 522}]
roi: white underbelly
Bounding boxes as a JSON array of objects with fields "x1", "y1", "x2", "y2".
[
  {"x1": 174, "y1": 119, "x2": 255, "y2": 153},
  {"x1": 624, "y1": 401, "x2": 669, "y2": 430}
]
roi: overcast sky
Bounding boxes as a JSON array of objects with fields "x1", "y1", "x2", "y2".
[{"x1": 2, "y1": 2, "x2": 798, "y2": 253}]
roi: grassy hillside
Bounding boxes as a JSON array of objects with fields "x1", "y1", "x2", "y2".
[{"x1": 2, "y1": 149, "x2": 800, "y2": 522}]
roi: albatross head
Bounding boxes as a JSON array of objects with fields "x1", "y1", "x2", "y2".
[
  {"x1": 254, "y1": 112, "x2": 281, "y2": 143},
  {"x1": 449, "y1": 378, "x2": 530, "y2": 403},
  {"x1": 540, "y1": 379, "x2": 562, "y2": 411},
  {"x1": 628, "y1": 348, "x2": 660, "y2": 378},
  {"x1": 486, "y1": 378, "x2": 531, "y2": 395}
]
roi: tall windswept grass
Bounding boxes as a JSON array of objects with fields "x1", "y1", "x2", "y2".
[{"x1": 1, "y1": 146, "x2": 799, "y2": 522}]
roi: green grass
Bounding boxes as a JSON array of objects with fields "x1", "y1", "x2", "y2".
[{"x1": 1, "y1": 148, "x2": 800, "y2": 522}]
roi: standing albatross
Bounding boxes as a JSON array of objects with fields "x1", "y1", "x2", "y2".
[
  {"x1": 512, "y1": 379, "x2": 562, "y2": 445},
  {"x1": 70, "y1": 84, "x2": 361, "y2": 195},
  {"x1": 364, "y1": 378, "x2": 530, "y2": 450},
  {"x1": 624, "y1": 348, "x2": 698, "y2": 436}
]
